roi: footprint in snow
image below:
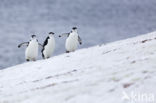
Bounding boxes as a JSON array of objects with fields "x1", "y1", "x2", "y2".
[{"x1": 123, "y1": 83, "x2": 134, "y2": 88}]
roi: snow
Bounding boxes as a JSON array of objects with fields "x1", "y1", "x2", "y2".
[
  {"x1": 1, "y1": 0, "x2": 156, "y2": 69},
  {"x1": 0, "y1": 31, "x2": 156, "y2": 103}
]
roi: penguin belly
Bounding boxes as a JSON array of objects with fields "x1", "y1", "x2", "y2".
[
  {"x1": 43, "y1": 38, "x2": 55, "y2": 58},
  {"x1": 65, "y1": 34, "x2": 78, "y2": 52},
  {"x1": 25, "y1": 41, "x2": 38, "y2": 60}
]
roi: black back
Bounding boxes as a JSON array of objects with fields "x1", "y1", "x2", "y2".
[{"x1": 41, "y1": 36, "x2": 50, "y2": 58}]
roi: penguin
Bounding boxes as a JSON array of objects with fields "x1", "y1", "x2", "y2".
[
  {"x1": 59, "y1": 27, "x2": 82, "y2": 53},
  {"x1": 41, "y1": 32, "x2": 55, "y2": 59},
  {"x1": 18, "y1": 35, "x2": 42, "y2": 61}
]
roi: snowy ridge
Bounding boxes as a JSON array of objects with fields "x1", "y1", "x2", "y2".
[{"x1": 0, "y1": 32, "x2": 156, "y2": 103}]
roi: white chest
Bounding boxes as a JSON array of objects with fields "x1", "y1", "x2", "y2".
[
  {"x1": 45, "y1": 38, "x2": 55, "y2": 50},
  {"x1": 43, "y1": 37, "x2": 55, "y2": 57},
  {"x1": 65, "y1": 33, "x2": 79, "y2": 51},
  {"x1": 25, "y1": 40, "x2": 38, "y2": 59}
]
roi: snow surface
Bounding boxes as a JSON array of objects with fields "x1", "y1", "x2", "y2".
[
  {"x1": 0, "y1": 32, "x2": 156, "y2": 103},
  {"x1": 1, "y1": 0, "x2": 156, "y2": 69}
]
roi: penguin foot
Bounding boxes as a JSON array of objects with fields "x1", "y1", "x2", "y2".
[
  {"x1": 43, "y1": 56, "x2": 50, "y2": 59},
  {"x1": 66, "y1": 51, "x2": 70, "y2": 53},
  {"x1": 32, "y1": 58, "x2": 36, "y2": 61}
]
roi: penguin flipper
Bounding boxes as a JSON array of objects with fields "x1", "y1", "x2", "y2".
[
  {"x1": 78, "y1": 36, "x2": 82, "y2": 45},
  {"x1": 59, "y1": 33, "x2": 70, "y2": 37},
  {"x1": 18, "y1": 42, "x2": 29, "y2": 48},
  {"x1": 43, "y1": 37, "x2": 49, "y2": 47}
]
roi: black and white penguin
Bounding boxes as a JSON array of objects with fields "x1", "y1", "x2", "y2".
[
  {"x1": 18, "y1": 35, "x2": 42, "y2": 61},
  {"x1": 41, "y1": 32, "x2": 55, "y2": 59},
  {"x1": 59, "y1": 27, "x2": 82, "y2": 53}
]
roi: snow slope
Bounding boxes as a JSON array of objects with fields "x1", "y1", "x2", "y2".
[{"x1": 0, "y1": 32, "x2": 156, "y2": 103}]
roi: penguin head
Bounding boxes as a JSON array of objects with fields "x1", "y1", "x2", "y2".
[
  {"x1": 49, "y1": 32, "x2": 54, "y2": 35},
  {"x1": 72, "y1": 27, "x2": 77, "y2": 30},
  {"x1": 72, "y1": 27, "x2": 78, "y2": 32},
  {"x1": 31, "y1": 35, "x2": 37, "y2": 40}
]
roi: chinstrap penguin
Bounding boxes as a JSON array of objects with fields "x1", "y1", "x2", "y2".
[
  {"x1": 41, "y1": 32, "x2": 55, "y2": 59},
  {"x1": 59, "y1": 27, "x2": 82, "y2": 53},
  {"x1": 18, "y1": 35, "x2": 42, "y2": 61}
]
